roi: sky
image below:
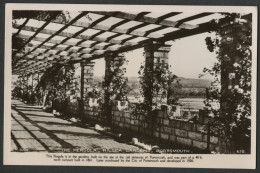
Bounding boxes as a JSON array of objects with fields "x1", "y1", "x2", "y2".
[{"x1": 93, "y1": 32, "x2": 217, "y2": 79}]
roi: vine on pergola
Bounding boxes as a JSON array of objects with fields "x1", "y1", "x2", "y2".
[
  {"x1": 102, "y1": 55, "x2": 129, "y2": 102},
  {"x1": 35, "y1": 63, "x2": 76, "y2": 105},
  {"x1": 138, "y1": 61, "x2": 180, "y2": 114},
  {"x1": 204, "y1": 13, "x2": 252, "y2": 153}
]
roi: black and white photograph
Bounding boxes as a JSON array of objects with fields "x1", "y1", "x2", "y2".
[{"x1": 3, "y1": 3, "x2": 257, "y2": 168}]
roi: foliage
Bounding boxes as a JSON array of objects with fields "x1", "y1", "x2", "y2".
[
  {"x1": 35, "y1": 63, "x2": 75, "y2": 101},
  {"x1": 86, "y1": 84, "x2": 103, "y2": 99},
  {"x1": 12, "y1": 10, "x2": 62, "y2": 21},
  {"x1": 100, "y1": 55, "x2": 129, "y2": 125},
  {"x1": 203, "y1": 13, "x2": 252, "y2": 153},
  {"x1": 138, "y1": 60, "x2": 180, "y2": 114},
  {"x1": 102, "y1": 56, "x2": 129, "y2": 102}
]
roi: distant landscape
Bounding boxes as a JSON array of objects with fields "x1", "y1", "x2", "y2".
[
  {"x1": 94, "y1": 76, "x2": 212, "y2": 88},
  {"x1": 93, "y1": 76, "x2": 213, "y2": 109}
]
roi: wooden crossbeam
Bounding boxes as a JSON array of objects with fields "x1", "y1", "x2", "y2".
[
  {"x1": 24, "y1": 63, "x2": 52, "y2": 74},
  {"x1": 14, "y1": 24, "x2": 138, "y2": 46},
  {"x1": 14, "y1": 49, "x2": 95, "y2": 72},
  {"x1": 13, "y1": 11, "x2": 161, "y2": 71},
  {"x1": 23, "y1": 56, "x2": 78, "y2": 74},
  {"x1": 14, "y1": 25, "x2": 143, "y2": 63},
  {"x1": 91, "y1": 11, "x2": 199, "y2": 29},
  {"x1": 12, "y1": 18, "x2": 30, "y2": 37},
  {"x1": 17, "y1": 33, "x2": 124, "y2": 51},
  {"x1": 155, "y1": 12, "x2": 181, "y2": 24},
  {"x1": 90, "y1": 12, "x2": 166, "y2": 45},
  {"x1": 50, "y1": 17, "x2": 163, "y2": 38},
  {"x1": 12, "y1": 12, "x2": 235, "y2": 75},
  {"x1": 174, "y1": 12, "x2": 213, "y2": 27},
  {"x1": 15, "y1": 34, "x2": 124, "y2": 64},
  {"x1": 24, "y1": 61, "x2": 44, "y2": 71},
  {"x1": 19, "y1": 48, "x2": 98, "y2": 59},
  {"x1": 77, "y1": 14, "x2": 227, "y2": 61},
  {"x1": 15, "y1": 12, "x2": 89, "y2": 69},
  {"x1": 143, "y1": 12, "x2": 214, "y2": 37},
  {"x1": 15, "y1": 57, "x2": 63, "y2": 73},
  {"x1": 44, "y1": 15, "x2": 110, "y2": 55},
  {"x1": 15, "y1": 52, "x2": 91, "y2": 71},
  {"x1": 13, "y1": 12, "x2": 61, "y2": 55}
]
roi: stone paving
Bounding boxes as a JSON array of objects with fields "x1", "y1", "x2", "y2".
[{"x1": 11, "y1": 100, "x2": 142, "y2": 153}]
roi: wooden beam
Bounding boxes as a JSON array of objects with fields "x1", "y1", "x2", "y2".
[
  {"x1": 13, "y1": 50, "x2": 94, "y2": 72},
  {"x1": 14, "y1": 18, "x2": 217, "y2": 73},
  {"x1": 14, "y1": 24, "x2": 137, "y2": 46},
  {"x1": 143, "y1": 12, "x2": 214, "y2": 37},
  {"x1": 16, "y1": 15, "x2": 121, "y2": 66},
  {"x1": 17, "y1": 33, "x2": 122, "y2": 52},
  {"x1": 13, "y1": 12, "x2": 238, "y2": 74},
  {"x1": 25, "y1": 63, "x2": 52, "y2": 74},
  {"x1": 16, "y1": 12, "x2": 89, "y2": 68},
  {"x1": 82, "y1": 15, "x2": 230, "y2": 61},
  {"x1": 91, "y1": 11, "x2": 200, "y2": 29},
  {"x1": 50, "y1": 17, "x2": 163, "y2": 38},
  {"x1": 14, "y1": 12, "x2": 61, "y2": 55},
  {"x1": 18, "y1": 48, "x2": 97, "y2": 59},
  {"x1": 15, "y1": 59, "x2": 55, "y2": 74},
  {"x1": 175, "y1": 13, "x2": 213, "y2": 27},
  {"x1": 45, "y1": 15, "x2": 110, "y2": 53},
  {"x1": 155, "y1": 12, "x2": 181, "y2": 24},
  {"x1": 12, "y1": 18, "x2": 30, "y2": 37}
]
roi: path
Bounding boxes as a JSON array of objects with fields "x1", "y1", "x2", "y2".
[{"x1": 11, "y1": 100, "x2": 142, "y2": 153}]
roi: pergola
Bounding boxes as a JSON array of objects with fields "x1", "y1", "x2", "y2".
[
  {"x1": 11, "y1": 10, "x2": 253, "y2": 154},
  {"x1": 12, "y1": 11, "x2": 239, "y2": 75}
]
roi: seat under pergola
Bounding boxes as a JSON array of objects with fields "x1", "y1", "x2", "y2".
[{"x1": 12, "y1": 11, "x2": 240, "y2": 75}]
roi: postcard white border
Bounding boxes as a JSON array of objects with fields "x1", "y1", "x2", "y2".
[{"x1": 4, "y1": 3, "x2": 257, "y2": 169}]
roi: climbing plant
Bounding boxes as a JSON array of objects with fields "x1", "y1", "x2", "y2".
[
  {"x1": 35, "y1": 63, "x2": 75, "y2": 106},
  {"x1": 138, "y1": 61, "x2": 180, "y2": 114},
  {"x1": 101, "y1": 55, "x2": 129, "y2": 125},
  {"x1": 102, "y1": 55, "x2": 129, "y2": 102},
  {"x1": 203, "y1": 13, "x2": 252, "y2": 153}
]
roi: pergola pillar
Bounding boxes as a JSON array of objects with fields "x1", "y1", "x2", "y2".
[
  {"x1": 104, "y1": 53, "x2": 125, "y2": 125},
  {"x1": 81, "y1": 60, "x2": 95, "y2": 103},
  {"x1": 68, "y1": 60, "x2": 95, "y2": 117},
  {"x1": 142, "y1": 42, "x2": 171, "y2": 134},
  {"x1": 143, "y1": 42, "x2": 171, "y2": 107},
  {"x1": 218, "y1": 20, "x2": 252, "y2": 153}
]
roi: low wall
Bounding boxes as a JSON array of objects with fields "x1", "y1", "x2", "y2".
[
  {"x1": 83, "y1": 105, "x2": 103, "y2": 123},
  {"x1": 154, "y1": 109, "x2": 219, "y2": 151},
  {"x1": 68, "y1": 100, "x2": 222, "y2": 152}
]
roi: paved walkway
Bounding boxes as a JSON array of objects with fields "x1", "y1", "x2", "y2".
[{"x1": 11, "y1": 100, "x2": 142, "y2": 153}]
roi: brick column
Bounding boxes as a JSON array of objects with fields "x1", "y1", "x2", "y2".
[
  {"x1": 81, "y1": 60, "x2": 95, "y2": 101},
  {"x1": 144, "y1": 42, "x2": 171, "y2": 135},
  {"x1": 81, "y1": 60, "x2": 95, "y2": 115},
  {"x1": 144, "y1": 42, "x2": 171, "y2": 106},
  {"x1": 219, "y1": 21, "x2": 252, "y2": 153},
  {"x1": 104, "y1": 53, "x2": 125, "y2": 125}
]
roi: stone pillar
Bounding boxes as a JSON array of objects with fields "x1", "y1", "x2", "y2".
[
  {"x1": 71, "y1": 60, "x2": 95, "y2": 118},
  {"x1": 143, "y1": 42, "x2": 171, "y2": 107},
  {"x1": 81, "y1": 60, "x2": 95, "y2": 102},
  {"x1": 218, "y1": 20, "x2": 252, "y2": 153},
  {"x1": 143, "y1": 42, "x2": 171, "y2": 135},
  {"x1": 104, "y1": 53, "x2": 125, "y2": 125}
]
